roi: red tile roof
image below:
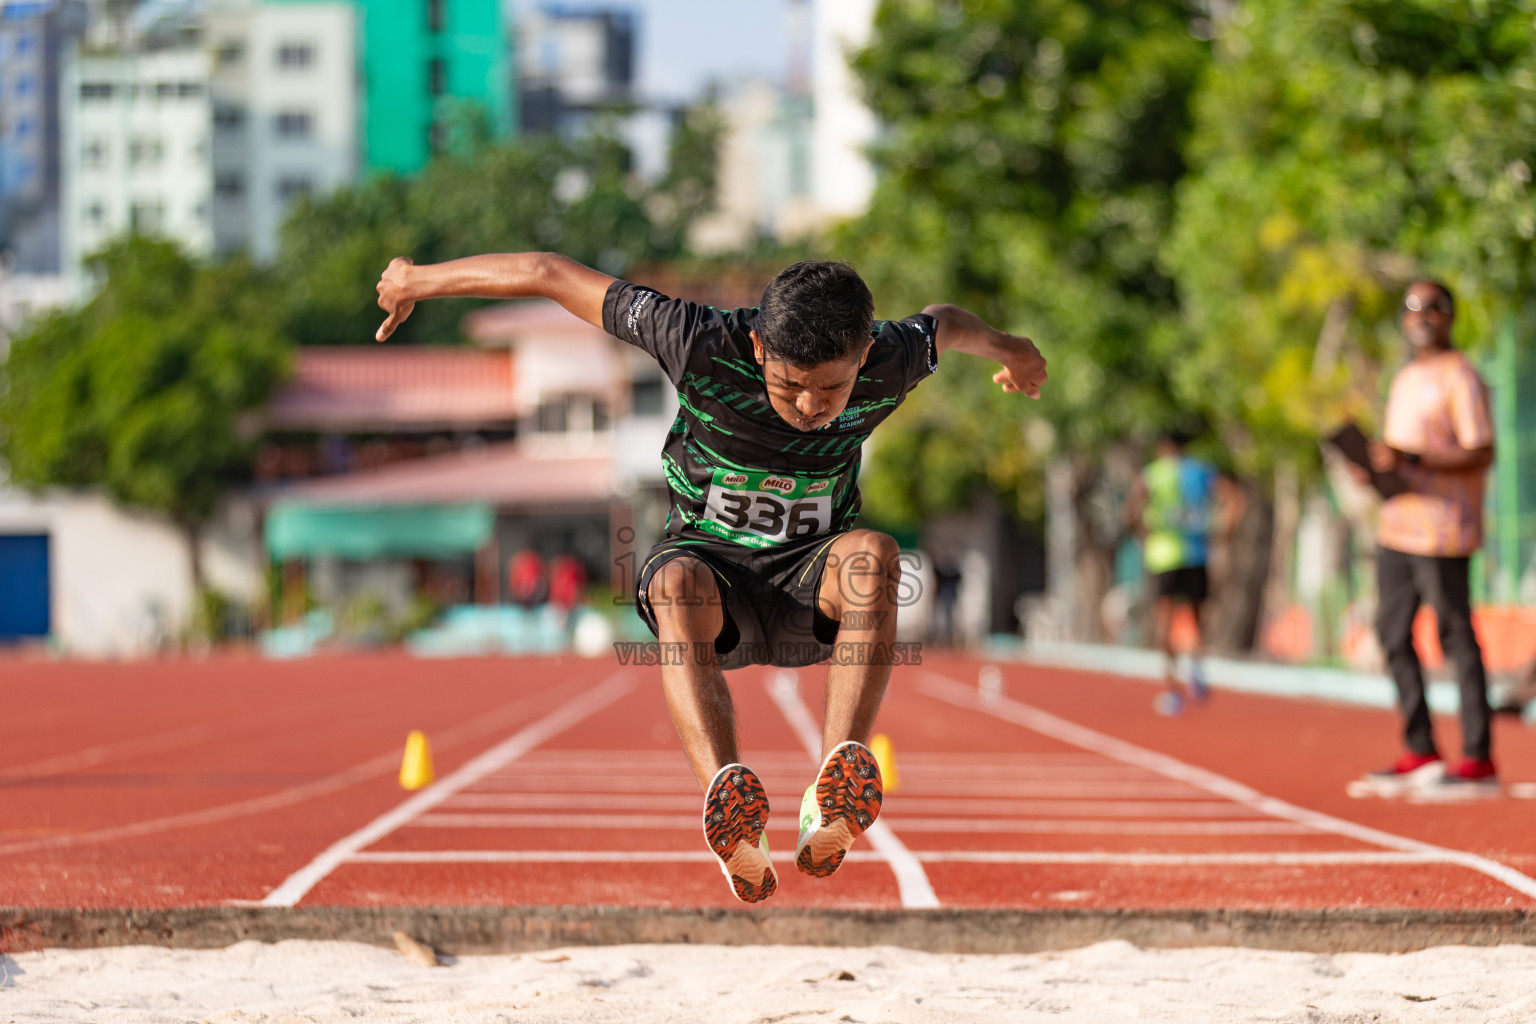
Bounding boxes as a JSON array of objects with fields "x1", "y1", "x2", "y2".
[
  {"x1": 265, "y1": 347, "x2": 519, "y2": 431},
  {"x1": 268, "y1": 441, "x2": 614, "y2": 509},
  {"x1": 462, "y1": 298, "x2": 609, "y2": 344}
]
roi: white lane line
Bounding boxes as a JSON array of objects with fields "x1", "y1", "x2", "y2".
[
  {"x1": 885, "y1": 784, "x2": 1211, "y2": 798},
  {"x1": 875, "y1": 798, "x2": 1269, "y2": 818},
  {"x1": 260, "y1": 671, "x2": 636, "y2": 907},
  {"x1": 444, "y1": 793, "x2": 704, "y2": 811},
  {"x1": 345, "y1": 849, "x2": 1445, "y2": 867},
  {"x1": 349, "y1": 849, "x2": 884, "y2": 864},
  {"x1": 913, "y1": 851, "x2": 1455, "y2": 866},
  {"x1": 412, "y1": 813, "x2": 1313, "y2": 835},
  {"x1": 877, "y1": 818, "x2": 1315, "y2": 835},
  {"x1": 471, "y1": 779, "x2": 703, "y2": 793},
  {"x1": 415, "y1": 813, "x2": 705, "y2": 830},
  {"x1": 765, "y1": 672, "x2": 939, "y2": 909},
  {"x1": 919, "y1": 671, "x2": 1536, "y2": 901}
]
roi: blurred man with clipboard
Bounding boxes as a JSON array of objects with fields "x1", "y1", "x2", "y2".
[{"x1": 1335, "y1": 281, "x2": 1498, "y2": 800}]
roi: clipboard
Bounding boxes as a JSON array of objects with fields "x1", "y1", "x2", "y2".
[{"x1": 1324, "y1": 422, "x2": 1410, "y2": 499}]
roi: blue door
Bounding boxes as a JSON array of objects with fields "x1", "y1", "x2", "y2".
[{"x1": 0, "y1": 534, "x2": 50, "y2": 640}]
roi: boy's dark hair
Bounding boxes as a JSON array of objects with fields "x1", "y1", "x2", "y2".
[{"x1": 756, "y1": 260, "x2": 875, "y2": 366}]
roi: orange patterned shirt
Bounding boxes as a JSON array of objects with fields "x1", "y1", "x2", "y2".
[{"x1": 1378, "y1": 350, "x2": 1494, "y2": 558}]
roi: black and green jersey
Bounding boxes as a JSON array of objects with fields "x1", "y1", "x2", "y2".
[{"x1": 602, "y1": 280, "x2": 939, "y2": 549}]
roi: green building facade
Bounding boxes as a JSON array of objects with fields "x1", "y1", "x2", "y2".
[{"x1": 271, "y1": 0, "x2": 514, "y2": 175}]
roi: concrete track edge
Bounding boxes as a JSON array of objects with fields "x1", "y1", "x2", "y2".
[{"x1": 2, "y1": 906, "x2": 1532, "y2": 955}]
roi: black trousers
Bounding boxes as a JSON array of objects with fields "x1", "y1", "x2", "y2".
[{"x1": 1374, "y1": 546, "x2": 1492, "y2": 761}]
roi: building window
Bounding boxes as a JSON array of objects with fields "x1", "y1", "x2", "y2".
[
  {"x1": 276, "y1": 43, "x2": 315, "y2": 69},
  {"x1": 156, "y1": 81, "x2": 176, "y2": 99},
  {"x1": 536, "y1": 397, "x2": 568, "y2": 434},
  {"x1": 535, "y1": 395, "x2": 610, "y2": 435},
  {"x1": 428, "y1": 120, "x2": 447, "y2": 153},
  {"x1": 179, "y1": 82, "x2": 203, "y2": 99},
  {"x1": 276, "y1": 176, "x2": 312, "y2": 201},
  {"x1": 81, "y1": 138, "x2": 107, "y2": 167},
  {"x1": 275, "y1": 111, "x2": 312, "y2": 138},
  {"x1": 129, "y1": 201, "x2": 163, "y2": 232},
  {"x1": 427, "y1": 0, "x2": 445, "y2": 32},
  {"x1": 214, "y1": 42, "x2": 244, "y2": 67},
  {"x1": 85, "y1": 201, "x2": 105, "y2": 225},
  {"x1": 79, "y1": 81, "x2": 114, "y2": 101},
  {"x1": 128, "y1": 138, "x2": 164, "y2": 166},
  {"x1": 14, "y1": 117, "x2": 32, "y2": 139},
  {"x1": 15, "y1": 75, "x2": 33, "y2": 97},
  {"x1": 429, "y1": 57, "x2": 446, "y2": 96},
  {"x1": 15, "y1": 33, "x2": 34, "y2": 55},
  {"x1": 214, "y1": 172, "x2": 244, "y2": 199},
  {"x1": 213, "y1": 104, "x2": 245, "y2": 131},
  {"x1": 630, "y1": 377, "x2": 664, "y2": 416}
]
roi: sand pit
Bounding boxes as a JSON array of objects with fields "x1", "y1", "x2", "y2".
[{"x1": 4, "y1": 939, "x2": 1536, "y2": 1022}]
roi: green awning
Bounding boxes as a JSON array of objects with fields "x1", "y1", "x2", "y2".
[{"x1": 265, "y1": 504, "x2": 494, "y2": 560}]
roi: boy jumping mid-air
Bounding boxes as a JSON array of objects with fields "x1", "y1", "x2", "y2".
[{"x1": 374, "y1": 253, "x2": 1048, "y2": 902}]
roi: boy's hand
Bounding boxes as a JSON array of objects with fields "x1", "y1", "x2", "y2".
[
  {"x1": 992, "y1": 334, "x2": 1047, "y2": 399},
  {"x1": 376, "y1": 257, "x2": 416, "y2": 341}
]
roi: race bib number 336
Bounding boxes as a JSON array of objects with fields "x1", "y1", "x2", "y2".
[{"x1": 702, "y1": 470, "x2": 834, "y2": 547}]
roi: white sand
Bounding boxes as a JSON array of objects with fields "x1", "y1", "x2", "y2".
[{"x1": 4, "y1": 940, "x2": 1536, "y2": 1023}]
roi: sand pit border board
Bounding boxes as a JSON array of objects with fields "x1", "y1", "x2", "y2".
[{"x1": 2, "y1": 906, "x2": 1533, "y2": 955}]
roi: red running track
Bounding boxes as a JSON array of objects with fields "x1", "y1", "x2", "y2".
[{"x1": 1, "y1": 651, "x2": 1533, "y2": 911}]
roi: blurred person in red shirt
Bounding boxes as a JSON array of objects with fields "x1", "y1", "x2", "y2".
[
  {"x1": 507, "y1": 549, "x2": 547, "y2": 608},
  {"x1": 548, "y1": 555, "x2": 587, "y2": 616},
  {"x1": 1348, "y1": 281, "x2": 1498, "y2": 800}
]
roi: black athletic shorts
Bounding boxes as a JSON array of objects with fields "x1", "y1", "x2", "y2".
[
  {"x1": 634, "y1": 531, "x2": 846, "y2": 670},
  {"x1": 1152, "y1": 565, "x2": 1209, "y2": 604}
]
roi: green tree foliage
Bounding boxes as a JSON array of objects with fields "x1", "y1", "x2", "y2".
[
  {"x1": 842, "y1": 0, "x2": 1211, "y2": 526},
  {"x1": 278, "y1": 109, "x2": 724, "y2": 347},
  {"x1": 0, "y1": 237, "x2": 289, "y2": 583},
  {"x1": 1164, "y1": 0, "x2": 1536, "y2": 474}
]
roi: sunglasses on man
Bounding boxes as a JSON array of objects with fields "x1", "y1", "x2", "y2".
[{"x1": 1402, "y1": 292, "x2": 1453, "y2": 315}]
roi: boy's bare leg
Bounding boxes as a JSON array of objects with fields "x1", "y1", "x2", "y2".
[
  {"x1": 651, "y1": 557, "x2": 776, "y2": 902},
  {"x1": 648, "y1": 557, "x2": 737, "y2": 791},
  {"x1": 793, "y1": 529, "x2": 902, "y2": 878},
  {"x1": 815, "y1": 530, "x2": 903, "y2": 759}
]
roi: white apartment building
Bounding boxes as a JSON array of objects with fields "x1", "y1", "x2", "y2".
[
  {"x1": 59, "y1": 0, "x2": 355, "y2": 286},
  {"x1": 60, "y1": 46, "x2": 215, "y2": 286},
  {"x1": 205, "y1": 0, "x2": 355, "y2": 262},
  {"x1": 811, "y1": 0, "x2": 877, "y2": 219}
]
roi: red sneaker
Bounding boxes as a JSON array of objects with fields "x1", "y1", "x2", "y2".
[
  {"x1": 1410, "y1": 758, "x2": 1500, "y2": 802},
  {"x1": 1447, "y1": 758, "x2": 1497, "y2": 780},
  {"x1": 1346, "y1": 753, "x2": 1444, "y2": 798}
]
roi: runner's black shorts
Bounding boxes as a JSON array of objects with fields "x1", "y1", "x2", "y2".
[
  {"x1": 634, "y1": 531, "x2": 846, "y2": 670},
  {"x1": 1152, "y1": 565, "x2": 1209, "y2": 604}
]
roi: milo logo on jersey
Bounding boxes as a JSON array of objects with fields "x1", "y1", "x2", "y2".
[{"x1": 701, "y1": 469, "x2": 836, "y2": 548}]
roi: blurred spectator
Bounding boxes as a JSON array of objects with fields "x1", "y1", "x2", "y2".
[
  {"x1": 929, "y1": 554, "x2": 962, "y2": 648},
  {"x1": 1348, "y1": 280, "x2": 1498, "y2": 799},
  {"x1": 508, "y1": 550, "x2": 547, "y2": 608},
  {"x1": 548, "y1": 555, "x2": 588, "y2": 617},
  {"x1": 1125, "y1": 432, "x2": 1245, "y2": 716}
]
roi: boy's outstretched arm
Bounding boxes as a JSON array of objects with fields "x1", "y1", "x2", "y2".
[
  {"x1": 922, "y1": 303, "x2": 1047, "y2": 399},
  {"x1": 375, "y1": 252, "x2": 616, "y2": 341}
]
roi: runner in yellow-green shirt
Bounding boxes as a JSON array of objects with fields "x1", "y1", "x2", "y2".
[{"x1": 1125, "y1": 432, "x2": 1245, "y2": 715}]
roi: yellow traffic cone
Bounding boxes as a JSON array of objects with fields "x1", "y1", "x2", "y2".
[
  {"x1": 399, "y1": 730, "x2": 435, "y2": 790},
  {"x1": 869, "y1": 733, "x2": 899, "y2": 793}
]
